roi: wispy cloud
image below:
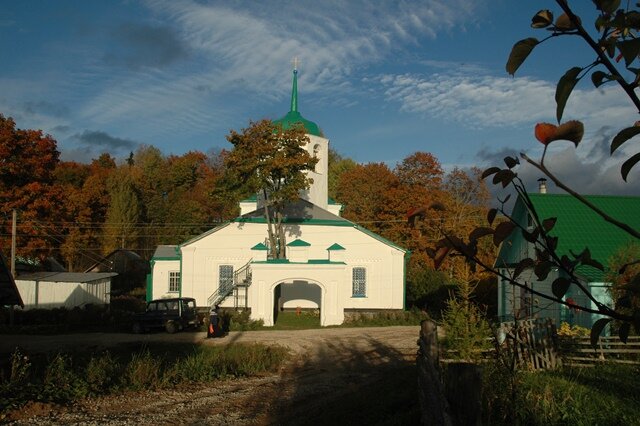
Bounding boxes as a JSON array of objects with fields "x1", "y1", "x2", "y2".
[{"x1": 376, "y1": 72, "x2": 638, "y2": 132}]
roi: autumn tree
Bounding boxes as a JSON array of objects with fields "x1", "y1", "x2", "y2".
[
  {"x1": 59, "y1": 155, "x2": 115, "y2": 270},
  {"x1": 336, "y1": 162, "x2": 401, "y2": 238},
  {"x1": 223, "y1": 120, "x2": 317, "y2": 259},
  {"x1": 0, "y1": 114, "x2": 64, "y2": 260}
]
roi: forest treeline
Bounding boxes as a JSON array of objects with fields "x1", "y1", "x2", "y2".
[{"x1": 1, "y1": 114, "x2": 495, "y2": 309}]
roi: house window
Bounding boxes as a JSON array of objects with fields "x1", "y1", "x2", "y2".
[
  {"x1": 219, "y1": 265, "x2": 234, "y2": 294},
  {"x1": 169, "y1": 271, "x2": 180, "y2": 292},
  {"x1": 352, "y1": 267, "x2": 366, "y2": 297}
]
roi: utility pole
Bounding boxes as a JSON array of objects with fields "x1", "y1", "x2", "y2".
[{"x1": 11, "y1": 209, "x2": 16, "y2": 278}]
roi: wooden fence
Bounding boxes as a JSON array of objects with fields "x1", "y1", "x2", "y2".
[
  {"x1": 497, "y1": 318, "x2": 561, "y2": 370},
  {"x1": 559, "y1": 335, "x2": 640, "y2": 366}
]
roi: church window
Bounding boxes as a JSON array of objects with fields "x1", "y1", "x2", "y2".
[
  {"x1": 219, "y1": 265, "x2": 234, "y2": 294},
  {"x1": 169, "y1": 271, "x2": 180, "y2": 292},
  {"x1": 352, "y1": 267, "x2": 366, "y2": 297}
]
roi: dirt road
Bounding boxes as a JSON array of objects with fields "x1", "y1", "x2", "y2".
[{"x1": 2, "y1": 326, "x2": 422, "y2": 425}]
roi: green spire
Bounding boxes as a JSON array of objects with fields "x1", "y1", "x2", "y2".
[
  {"x1": 272, "y1": 61, "x2": 323, "y2": 137},
  {"x1": 290, "y1": 67, "x2": 298, "y2": 113}
]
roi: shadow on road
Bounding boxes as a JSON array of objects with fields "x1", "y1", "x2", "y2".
[{"x1": 244, "y1": 331, "x2": 421, "y2": 425}]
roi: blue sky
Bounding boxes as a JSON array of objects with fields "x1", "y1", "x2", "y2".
[{"x1": 1, "y1": 0, "x2": 639, "y2": 195}]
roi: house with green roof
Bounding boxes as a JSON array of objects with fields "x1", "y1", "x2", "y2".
[
  {"x1": 495, "y1": 192, "x2": 640, "y2": 329},
  {"x1": 148, "y1": 67, "x2": 408, "y2": 326}
]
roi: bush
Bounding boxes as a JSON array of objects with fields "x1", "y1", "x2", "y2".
[
  {"x1": 227, "y1": 310, "x2": 264, "y2": 331},
  {"x1": 441, "y1": 296, "x2": 491, "y2": 361},
  {"x1": 343, "y1": 308, "x2": 427, "y2": 327},
  {"x1": 85, "y1": 351, "x2": 121, "y2": 394},
  {"x1": 124, "y1": 350, "x2": 161, "y2": 390},
  {"x1": 42, "y1": 354, "x2": 88, "y2": 402}
]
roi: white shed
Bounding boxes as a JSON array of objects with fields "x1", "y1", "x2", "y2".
[{"x1": 15, "y1": 272, "x2": 115, "y2": 310}]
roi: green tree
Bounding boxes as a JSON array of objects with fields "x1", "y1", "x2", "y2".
[
  {"x1": 327, "y1": 148, "x2": 356, "y2": 200},
  {"x1": 103, "y1": 168, "x2": 143, "y2": 253},
  {"x1": 223, "y1": 120, "x2": 317, "y2": 259}
]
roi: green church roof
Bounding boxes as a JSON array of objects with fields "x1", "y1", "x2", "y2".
[
  {"x1": 272, "y1": 68, "x2": 323, "y2": 137},
  {"x1": 498, "y1": 193, "x2": 640, "y2": 281}
]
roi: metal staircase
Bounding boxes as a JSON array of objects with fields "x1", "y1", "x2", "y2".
[{"x1": 207, "y1": 260, "x2": 252, "y2": 309}]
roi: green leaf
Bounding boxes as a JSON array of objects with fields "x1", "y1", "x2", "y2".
[
  {"x1": 492, "y1": 169, "x2": 516, "y2": 188},
  {"x1": 590, "y1": 318, "x2": 612, "y2": 349},
  {"x1": 541, "y1": 217, "x2": 557, "y2": 232},
  {"x1": 531, "y1": 10, "x2": 553, "y2": 28},
  {"x1": 534, "y1": 260, "x2": 553, "y2": 281},
  {"x1": 591, "y1": 70, "x2": 608, "y2": 88},
  {"x1": 594, "y1": 0, "x2": 621, "y2": 14},
  {"x1": 487, "y1": 208, "x2": 498, "y2": 226},
  {"x1": 506, "y1": 38, "x2": 539, "y2": 76},
  {"x1": 616, "y1": 38, "x2": 640, "y2": 67},
  {"x1": 552, "y1": 277, "x2": 571, "y2": 299},
  {"x1": 621, "y1": 152, "x2": 640, "y2": 181},
  {"x1": 555, "y1": 67, "x2": 582, "y2": 123},
  {"x1": 493, "y1": 221, "x2": 515, "y2": 246},
  {"x1": 555, "y1": 13, "x2": 578, "y2": 30},
  {"x1": 611, "y1": 127, "x2": 640, "y2": 154},
  {"x1": 619, "y1": 322, "x2": 631, "y2": 344},
  {"x1": 481, "y1": 167, "x2": 501, "y2": 179},
  {"x1": 469, "y1": 227, "x2": 494, "y2": 241},
  {"x1": 504, "y1": 156, "x2": 519, "y2": 169},
  {"x1": 514, "y1": 258, "x2": 535, "y2": 279}
]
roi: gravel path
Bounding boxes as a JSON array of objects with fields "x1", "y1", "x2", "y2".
[{"x1": 2, "y1": 326, "x2": 422, "y2": 425}]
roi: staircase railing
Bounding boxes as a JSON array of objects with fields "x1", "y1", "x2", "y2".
[{"x1": 206, "y1": 260, "x2": 252, "y2": 308}]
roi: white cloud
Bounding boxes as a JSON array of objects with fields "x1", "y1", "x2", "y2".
[{"x1": 376, "y1": 72, "x2": 638, "y2": 133}]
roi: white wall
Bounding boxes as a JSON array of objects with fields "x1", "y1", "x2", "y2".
[
  {"x1": 16, "y1": 279, "x2": 110, "y2": 310},
  {"x1": 151, "y1": 259, "x2": 181, "y2": 300},
  {"x1": 153, "y1": 220, "x2": 406, "y2": 324}
]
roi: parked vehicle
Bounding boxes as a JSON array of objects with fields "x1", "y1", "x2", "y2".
[{"x1": 132, "y1": 297, "x2": 200, "y2": 334}]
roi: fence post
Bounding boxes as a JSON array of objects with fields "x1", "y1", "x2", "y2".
[
  {"x1": 445, "y1": 363, "x2": 483, "y2": 426},
  {"x1": 417, "y1": 319, "x2": 452, "y2": 426}
]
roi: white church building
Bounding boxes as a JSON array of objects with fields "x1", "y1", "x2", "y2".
[{"x1": 148, "y1": 68, "x2": 408, "y2": 326}]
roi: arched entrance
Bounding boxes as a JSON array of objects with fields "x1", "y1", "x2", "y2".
[{"x1": 272, "y1": 279, "x2": 322, "y2": 327}]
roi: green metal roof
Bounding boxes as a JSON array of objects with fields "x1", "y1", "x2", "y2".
[
  {"x1": 499, "y1": 193, "x2": 640, "y2": 281},
  {"x1": 272, "y1": 68, "x2": 322, "y2": 137},
  {"x1": 251, "y1": 242, "x2": 268, "y2": 251},
  {"x1": 327, "y1": 243, "x2": 345, "y2": 251},
  {"x1": 287, "y1": 239, "x2": 311, "y2": 247}
]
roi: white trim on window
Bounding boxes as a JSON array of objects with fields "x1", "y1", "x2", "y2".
[{"x1": 169, "y1": 271, "x2": 180, "y2": 292}]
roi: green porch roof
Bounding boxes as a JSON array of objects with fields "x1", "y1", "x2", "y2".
[
  {"x1": 498, "y1": 193, "x2": 640, "y2": 281},
  {"x1": 327, "y1": 243, "x2": 345, "y2": 251}
]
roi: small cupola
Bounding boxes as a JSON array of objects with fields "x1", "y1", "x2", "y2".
[
  {"x1": 287, "y1": 239, "x2": 311, "y2": 263},
  {"x1": 327, "y1": 243, "x2": 346, "y2": 262}
]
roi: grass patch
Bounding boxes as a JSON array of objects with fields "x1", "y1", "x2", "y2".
[
  {"x1": 341, "y1": 309, "x2": 427, "y2": 327},
  {"x1": 271, "y1": 311, "x2": 320, "y2": 330},
  {"x1": 0, "y1": 342, "x2": 289, "y2": 417},
  {"x1": 484, "y1": 363, "x2": 640, "y2": 425}
]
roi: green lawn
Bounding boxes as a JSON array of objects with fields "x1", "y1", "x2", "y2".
[
  {"x1": 485, "y1": 363, "x2": 640, "y2": 425},
  {"x1": 271, "y1": 311, "x2": 320, "y2": 330}
]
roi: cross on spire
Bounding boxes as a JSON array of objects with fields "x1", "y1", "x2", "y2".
[{"x1": 292, "y1": 57, "x2": 300, "y2": 72}]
